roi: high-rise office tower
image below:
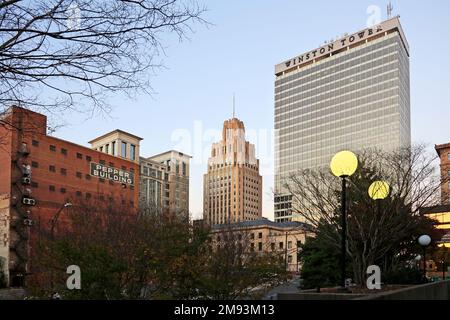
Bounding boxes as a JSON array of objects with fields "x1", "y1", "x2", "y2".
[
  {"x1": 274, "y1": 17, "x2": 410, "y2": 222},
  {"x1": 203, "y1": 117, "x2": 262, "y2": 225}
]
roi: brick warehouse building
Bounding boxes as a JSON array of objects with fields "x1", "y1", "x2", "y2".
[
  {"x1": 0, "y1": 106, "x2": 140, "y2": 287},
  {"x1": 435, "y1": 142, "x2": 450, "y2": 204}
]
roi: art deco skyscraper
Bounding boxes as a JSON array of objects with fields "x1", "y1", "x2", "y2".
[
  {"x1": 274, "y1": 17, "x2": 411, "y2": 222},
  {"x1": 203, "y1": 117, "x2": 262, "y2": 225}
]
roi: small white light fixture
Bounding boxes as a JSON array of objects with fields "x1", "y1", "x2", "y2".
[{"x1": 418, "y1": 235, "x2": 431, "y2": 247}]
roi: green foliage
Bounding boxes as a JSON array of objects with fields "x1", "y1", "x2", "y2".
[
  {"x1": 299, "y1": 228, "x2": 348, "y2": 289},
  {"x1": 30, "y1": 203, "x2": 288, "y2": 300},
  {"x1": 199, "y1": 247, "x2": 287, "y2": 299},
  {"x1": 52, "y1": 240, "x2": 129, "y2": 299},
  {"x1": 0, "y1": 258, "x2": 7, "y2": 288},
  {"x1": 287, "y1": 146, "x2": 442, "y2": 287},
  {"x1": 383, "y1": 266, "x2": 424, "y2": 285}
]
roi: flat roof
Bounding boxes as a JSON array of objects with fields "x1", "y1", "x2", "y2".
[
  {"x1": 47, "y1": 135, "x2": 138, "y2": 166},
  {"x1": 147, "y1": 149, "x2": 192, "y2": 160},
  {"x1": 3, "y1": 106, "x2": 139, "y2": 166},
  {"x1": 2, "y1": 105, "x2": 47, "y2": 120},
  {"x1": 435, "y1": 143, "x2": 450, "y2": 157},
  {"x1": 88, "y1": 129, "x2": 143, "y2": 144},
  {"x1": 139, "y1": 156, "x2": 168, "y2": 167},
  {"x1": 275, "y1": 16, "x2": 409, "y2": 76},
  {"x1": 212, "y1": 218, "x2": 312, "y2": 231}
]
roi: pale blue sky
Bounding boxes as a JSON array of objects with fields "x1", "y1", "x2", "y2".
[{"x1": 53, "y1": 0, "x2": 450, "y2": 220}]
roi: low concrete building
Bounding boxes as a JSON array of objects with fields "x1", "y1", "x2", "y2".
[
  {"x1": 421, "y1": 204, "x2": 450, "y2": 248},
  {"x1": 210, "y1": 218, "x2": 313, "y2": 272}
]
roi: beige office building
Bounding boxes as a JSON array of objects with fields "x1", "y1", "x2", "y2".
[
  {"x1": 203, "y1": 117, "x2": 262, "y2": 225},
  {"x1": 89, "y1": 129, "x2": 142, "y2": 164},
  {"x1": 90, "y1": 130, "x2": 191, "y2": 215},
  {"x1": 139, "y1": 157, "x2": 167, "y2": 210},
  {"x1": 211, "y1": 218, "x2": 313, "y2": 272},
  {"x1": 146, "y1": 150, "x2": 191, "y2": 215}
]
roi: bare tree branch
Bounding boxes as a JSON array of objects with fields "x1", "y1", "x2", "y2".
[
  {"x1": 0, "y1": 0, "x2": 208, "y2": 114},
  {"x1": 284, "y1": 145, "x2": 445, "y2": 286}
]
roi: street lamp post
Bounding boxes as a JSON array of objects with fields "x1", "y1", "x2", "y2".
[
  {"x1": 438, "y1": 244, "x2": 447, "y2": 281},
  {"x1": 330, "y1": 151, "x2": 358, "y2": 291},
  {"x1": 418, "y1": 234, "x2": 431, "y2": 282},
  {"x1": 285, "y1": 231, "x2": 288, "y2": 271},
  {"x1": 50, "y1": 202, "x2": 73, "y2": 240},
  {"x1": 368, "y1": 181, "x2": 390, "y2": 215},
  {"x1": 415, "y1": 254, "x2": 422, "y2": 271}
]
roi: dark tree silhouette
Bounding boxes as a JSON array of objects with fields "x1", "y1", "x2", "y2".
[
  {"x1": 30, "y1": 201, "x2": 288, "y2": 300},
  {"x1": 0, "y1": 0, "x2": 207, "y2": 114}
]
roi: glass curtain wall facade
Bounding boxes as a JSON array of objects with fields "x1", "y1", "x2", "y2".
[
  {"x1": 140, "y1": 161, "x2": 166, "y2": 209},
  {"x1": 274, "y1": 19, "x2": 410, "y2": 222}
]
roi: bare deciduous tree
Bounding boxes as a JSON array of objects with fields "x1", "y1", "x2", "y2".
[
  {"x1": 284, "y1": 145, "x2": 444, "y2": 286},
  {"x1": 30, "y1": 200, "x2": 288, "y2": 299},
  {"x1": 0, "y1": 0, "x2": 207, "y2": 114},
  {"x1": 206, "y1": 224, "x2": 288, "y2": 299}
]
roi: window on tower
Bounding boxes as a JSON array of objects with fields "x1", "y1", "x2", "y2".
[
  {"x1": 121, "y1": 141, "x2": 127, "y2": 158},
  {"x1": 130, "y1": 144, "x2": 136, "y2": 161}
]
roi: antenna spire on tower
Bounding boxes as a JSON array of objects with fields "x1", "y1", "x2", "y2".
[
  {"x1": 233, "y1": 93, "x2": 236, "y2": 118},
  {"x1": 387, "y1": 1, "x2": 393, "y2": 19}
]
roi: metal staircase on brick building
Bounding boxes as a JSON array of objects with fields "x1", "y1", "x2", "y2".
[{"x1": 8, "y1": 116, "x2": 36, "y2": 287}]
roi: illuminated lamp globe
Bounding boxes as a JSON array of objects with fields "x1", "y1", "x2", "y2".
[
  {"x1": 418, "y1": 235, "x2": 431, "y2": 247},
  {"x1": 330, "y1": 151, "x2": 358, "y2": 178},
  {"x1": 368, "y1": 181, "x2": 390, "y2": 200}
]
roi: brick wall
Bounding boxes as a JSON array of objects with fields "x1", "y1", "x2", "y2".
[{"x1": 0, "y1": 106, "x2": 140, "y2": 287}]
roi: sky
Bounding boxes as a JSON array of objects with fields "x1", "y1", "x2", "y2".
[{"x1": 53, "y1": 0, "x2": 450, "y2": 220}]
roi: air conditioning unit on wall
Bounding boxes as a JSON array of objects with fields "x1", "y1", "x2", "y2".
[
  {"x1": 22, "y1": 197, "x2": 36, "y2": 206},
  {"x1": 23, "y1": 219, "x2": 33, "y2": 226}
]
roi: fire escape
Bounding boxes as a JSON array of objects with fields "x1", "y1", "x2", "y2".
[{"x1": 9, "y1": 116, "x2": 36, "y2": 287}]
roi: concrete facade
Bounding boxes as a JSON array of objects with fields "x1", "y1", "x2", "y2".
[
  {"x1": 211, "y1": 218, "x2": 313, "y2": 272},
  {"x1": 89, "y1": 129, "x2": 143, "y2": 164},
  {"x1": 90, "y1": 129, "x2": 192, "y2": 215},
  {"x1": 139, "y1": 157, "x2": 167, "y2": 210},
  {"x1": 146, "y1": 150, "x2": 191, "y2": 216},
  {"x1": 276, "y1": 281, "x2": 450, "y2": 300}
]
